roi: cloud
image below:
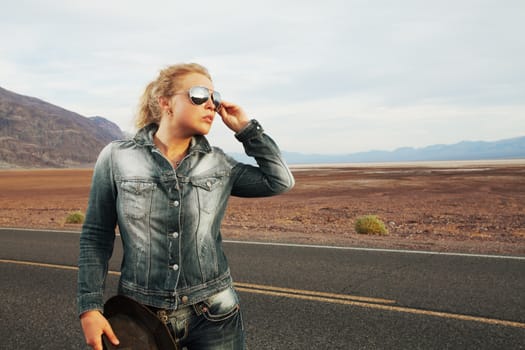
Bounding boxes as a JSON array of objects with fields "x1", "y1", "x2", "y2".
[{"x1": 1, "y1": 0, "x2": 524, "y2": 154}]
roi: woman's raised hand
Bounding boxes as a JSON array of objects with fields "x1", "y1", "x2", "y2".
[{"x1": 217, "y1": 101, "x2": 250, "y2": 133}]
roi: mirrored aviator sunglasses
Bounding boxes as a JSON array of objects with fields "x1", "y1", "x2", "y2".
[{"x1": 188, "y1": 86, "x2": 222, "y2": 110}]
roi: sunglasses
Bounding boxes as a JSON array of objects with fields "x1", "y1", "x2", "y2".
[{"x1": 175, "y1": 86, "x2": 222, "y2": 110}]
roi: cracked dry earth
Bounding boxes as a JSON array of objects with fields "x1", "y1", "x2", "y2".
[{"x1": 1, "y1": 161, "x2": 524, "y2": 256}]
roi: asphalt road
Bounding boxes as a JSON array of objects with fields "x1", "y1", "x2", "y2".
[{"x1": 1, "y1": 228, "x2": 524, "y2": 349}]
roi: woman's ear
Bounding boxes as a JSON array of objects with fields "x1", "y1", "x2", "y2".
[
  {"x1": 158, "y1": 96, "x2": 172, "y2": 115},
  {"x1": 159, "y1": 96, "x2": 170, "y2": 110}
]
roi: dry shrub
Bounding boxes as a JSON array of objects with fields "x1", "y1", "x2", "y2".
[
  {"x1": 354, "y1": 215, "x2": 388, "y2": 235},
  {"x1": 65, "y1": 211, "x2": 85, "y2": 224}
]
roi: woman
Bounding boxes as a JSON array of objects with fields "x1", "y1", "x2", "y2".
[{"x1": 77, "y1": 63, "x2": 295, "y2": 350}]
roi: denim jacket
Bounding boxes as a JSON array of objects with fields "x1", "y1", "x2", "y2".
[{"x1": 77, "y1": 120, "x2": 294, "y2": 315}]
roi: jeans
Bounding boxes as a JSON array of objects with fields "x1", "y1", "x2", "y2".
[{"x1": 153, "y1": 287, "x2": 246, "y2": 350}]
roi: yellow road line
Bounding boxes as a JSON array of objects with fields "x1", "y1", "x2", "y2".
[
  {"x1": 234, "y1": 282, "x2": 395, "y2": 304},
  {"x1": 0, "y1": 259, "x2": 122, "y2": 275},
  {"x1": 2, "y1": 258, "x2": 524, "y2": 329},
  {"x1": 0, "y1": 259, "x2": 79, "y2": 271},
  {"x1": 0, "y1": 259, "x2": 390, "y2": 304},
  {"x1": 235, "y1": 287, "x2": 525, "y2": 329}
]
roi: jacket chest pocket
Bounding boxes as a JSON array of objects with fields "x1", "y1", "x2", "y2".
[
  {"x1": 189, "y1": 176, "x2": 225, "y2": 214},
  {"x1": 118, "y1": 181, "x2": 156, "y2": 219}
]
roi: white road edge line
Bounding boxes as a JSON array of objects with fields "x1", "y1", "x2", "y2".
[
  {"x1": 223, "y1": 240, "x2": 525, "y2": 260},
  {"x1": 1, "y1": 227, "x2": 524, "y2": 260}
]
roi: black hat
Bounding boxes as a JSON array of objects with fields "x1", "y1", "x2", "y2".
[{"x1": 102, "y1": 295, "x2": 177, "y2": 350}]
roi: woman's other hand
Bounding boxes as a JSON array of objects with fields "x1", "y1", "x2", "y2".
[{"x1": 80, "y1": 310, "x2": 119, "y2": 350}]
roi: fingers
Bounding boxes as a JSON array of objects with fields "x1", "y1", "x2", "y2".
[
  {"x1": 218, "y1": 100, "x2": 237, "y2": 109},
  {"x1": 218, "y1": 100, "x2": 242, "y2": 116},
  {"x1": 91, "y1": 339, "x2": 103, "y2": 350},
  {"x1": 80, "y1": 310, "x2": 119, "y2": 350},
  {"x1": 103, "y1": 322, "x2": 120, "y2": 347},
  {"x1": 217, "y1": 100, "x2": 250, "y2": 132}
]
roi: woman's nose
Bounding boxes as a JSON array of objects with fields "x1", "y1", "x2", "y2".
[{"x1": 204, "y1": 96, "x2": 215, "y2": 110}]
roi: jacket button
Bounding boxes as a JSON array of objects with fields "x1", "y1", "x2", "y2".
[
  {"x1": 172, "y1": 264, "x2": 179, "y2": 271},
  {"x1": 181, "y1": 295, "x2": 189, "y2": 304},
  {"x1": 172, "y1": 232, "x2": 179, "y2": 239},
  {"x1": 173, "y1": 200, "x2": 180, "y2": 207}
]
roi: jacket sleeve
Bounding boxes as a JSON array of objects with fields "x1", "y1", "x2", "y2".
[
  {"x1": 77, "y1": 143, "x2": 117, "y2": 316},
  {"x1": 231, "y1": 119, "x2": 295, "y2": 197}
]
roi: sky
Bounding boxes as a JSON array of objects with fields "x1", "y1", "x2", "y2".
[{"x1": 1, "y1": 0, "x2": 524, "y2": 154}]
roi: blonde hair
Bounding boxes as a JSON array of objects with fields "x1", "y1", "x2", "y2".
[{"x1": 135, "y1": 63, "x2": 212, "y2": 129}]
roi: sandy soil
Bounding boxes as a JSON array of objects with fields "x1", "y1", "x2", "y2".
[{"x1": 1, "y1": 161, "x2": 524, "y2": 256}]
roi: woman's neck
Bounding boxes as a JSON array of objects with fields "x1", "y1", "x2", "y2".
[{"x1": 153, "y1": 126, "x2": 191, "y2": 166}]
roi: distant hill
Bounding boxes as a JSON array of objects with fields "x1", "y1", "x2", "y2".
[
  {"x1": 89, "y1": 116, "x2": 124, "y2": 141},
  {"x1": 0, "y1": 86, "x2": 124, "y2": 168},
  {"x1": 1, "y1": 85, "x2": 523, "y2": 167},
  {"x1": 231, "y1": 136, "x2": 525, "y2": 164}
]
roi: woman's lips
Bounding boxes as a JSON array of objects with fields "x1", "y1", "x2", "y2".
[{"x1": 202, "y1": 115, "x2": 214, "y2": 123}]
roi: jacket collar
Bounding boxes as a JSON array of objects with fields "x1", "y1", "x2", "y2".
[{"x1": 134, "y1": 123, "x2": 213, "y2": 154}]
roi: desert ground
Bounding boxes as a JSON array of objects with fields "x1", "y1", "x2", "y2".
[{"x1": 1, "y1": 160, "x2": 524, "y2": 256}]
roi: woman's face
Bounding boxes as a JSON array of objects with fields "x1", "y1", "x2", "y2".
[{"x1": 168, "y1": 73, "x2": 217, "y2": 137}]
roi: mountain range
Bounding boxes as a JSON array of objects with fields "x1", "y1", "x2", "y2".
[
  {"x1": 228, "y1": 136, "x2": 525, "y2": 165},
  {"x1": 0, "y1": 86, "x2": 523, "y2": 168},
  {"x1": 275, "y1": 136, "x2": 525, "y2": 164}
]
